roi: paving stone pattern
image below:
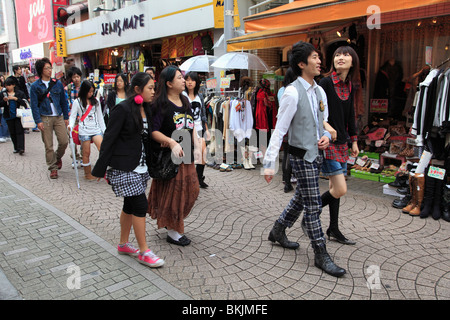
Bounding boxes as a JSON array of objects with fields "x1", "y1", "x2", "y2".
[{"x1": 0, "y1": 133, "x2": 449, "y2": 300}]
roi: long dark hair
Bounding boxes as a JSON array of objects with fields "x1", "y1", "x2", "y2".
[
  {"x1": 152, "y1": 65, "x2": 190, "y2": 117},
  {"x1": 77, "y1": 80, "x2": 98, "y2": 109},
  {"x1": 324, "y1": 46, "x2": 360, "y2": 83},
  {"x1": 114, "y1": 73, "x2": 129, "y2": 93},
  {"x1": 127, "y1": 72, "x2": 153, "y2": 132},
  {"x1": 184, "y1": 71, "x2": 200, "y2": 97}
]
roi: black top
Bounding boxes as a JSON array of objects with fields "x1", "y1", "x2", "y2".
[
  {"x1": 319, "y1": 76, "x2": 357, "y2": 145},
  {"x1": 151, "y1": 101, "x2": 195, "y2": 162},
  {"x1": 92, "y1": 99, "x2": 152, "y2": 177}
]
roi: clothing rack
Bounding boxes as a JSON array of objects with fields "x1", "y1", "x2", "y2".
[{"x1": 435, "y1": 57, "x2": 450, "y2": 69}]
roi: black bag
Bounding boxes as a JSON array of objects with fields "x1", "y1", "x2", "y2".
[
  {"x1": 148, "y1": 148, "x2": 179, "y2": 180},
  {"x1": 148, "y1": 112, "x2": 187, "y2": 180}
]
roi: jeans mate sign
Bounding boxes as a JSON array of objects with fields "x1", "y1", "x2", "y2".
[
  {"x1": 15, "y1": 0, "x2": 54, "y2": 47},
  {"x1": 101, "y1": 14, "x2": 145, "y2": 37}
]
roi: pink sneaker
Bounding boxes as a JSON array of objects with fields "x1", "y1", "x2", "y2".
[
  {"x1": 117, "y1": 242, "x2": 139, "y2": 257},
  {"x1": 138, "y1": 249, "x2": 165, "y2": 268}
]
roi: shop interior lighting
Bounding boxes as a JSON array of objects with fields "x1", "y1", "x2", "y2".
[
  {"x1": 417, "y1": 21, "x2": 422, "y2": 27},
  {"x1": 432, "y1": 17, "x2": 437, "y2": 24},
  {"x1": 93, "y1": 6, "x2": 116, "y2": 12},
  {"x1": 336, "y1": 27, "x2": 346, "y2": 38}
]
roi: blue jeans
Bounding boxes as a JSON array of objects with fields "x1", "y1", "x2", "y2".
[{"x1": 0, "y1": 116, "x2": 10, "y2": 138}]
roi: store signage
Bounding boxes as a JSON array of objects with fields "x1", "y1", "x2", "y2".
[
  {"x1": 370, "y1": 99, "x2": 388, "y2": 113},
  {"x1": 16, "y1": 0, "x2": 54, "y2": 47},
  {"x1": 55, "y1": 27, "x2": 67, "y2": 57},
  {"x1": 103, "y1": 74, "x2": 116, "y2": 85},
  {"x1": 101, "y1": 14, "x2": 145, "y2": 37},
  {"x1": 20, "y1": 49, "x2": 33, "y2": 60}
]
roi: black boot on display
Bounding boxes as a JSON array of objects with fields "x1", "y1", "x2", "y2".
[
  {"x1": 432, "y1": 178, "x2": 443, "y2": 220},
  {"x1": 389, "y1": 173, "x2": 408, "y2": 188},
  {"x1": 392, "y1": 194, "x2": 411, "y2": 209},
  {"x1": 420, "y1": 174, "x2": 436, "y2": 218},
  {"x1": 268, "y1": 221, "x2": 299, "y2": 249},
  {"x1": 312, "y1": 243, "x2": 346, "y2": 277}
]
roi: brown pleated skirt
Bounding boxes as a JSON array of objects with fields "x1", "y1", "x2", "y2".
[{"x1": 148, "y1": 163, "x2": 199, "y2": 234}]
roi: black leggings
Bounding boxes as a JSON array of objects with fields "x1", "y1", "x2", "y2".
[{"x1": 123, "y1": 193, "x2": 148, "y2": 218}]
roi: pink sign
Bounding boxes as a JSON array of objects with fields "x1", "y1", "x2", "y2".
[{"x1": 16, "y1": 0, "x2": 54, "y2": 48}]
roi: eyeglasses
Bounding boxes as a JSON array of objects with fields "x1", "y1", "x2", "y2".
[{"x1": 44, "y1": 66, "x2": 53, "y2": 70}]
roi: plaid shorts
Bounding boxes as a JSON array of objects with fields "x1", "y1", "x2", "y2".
[
  {"x1": 106, "y1": 168, "x2": 150, "y2": 197},
  {"x1": 277, "y1": 154, "x2": 326, "y2": 245}
]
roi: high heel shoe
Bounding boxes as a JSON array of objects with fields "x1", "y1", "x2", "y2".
[{"x1": 326, "y1": 228, "x2": 356, "y2": 245}]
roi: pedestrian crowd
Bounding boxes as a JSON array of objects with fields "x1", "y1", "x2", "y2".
[{"x1": 0, "y1": 41, "x2": 360, "y2": 276}]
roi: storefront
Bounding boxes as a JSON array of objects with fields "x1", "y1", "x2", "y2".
[{"x1": 225, "y1": 0, "x2": 450, "y2": 208}]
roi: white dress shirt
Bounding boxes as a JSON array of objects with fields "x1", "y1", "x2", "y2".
[{"x1": 263, "y1": 76, "x2": 330, "y2": 169}]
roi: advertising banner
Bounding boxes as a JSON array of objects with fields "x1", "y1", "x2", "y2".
[{"x1": 16, "y1": 0, "x2": 55, "y2": 47}]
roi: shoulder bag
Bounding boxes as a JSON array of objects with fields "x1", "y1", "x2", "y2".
[{"x1": 72, "y1": 99, "x2": 93, "y2": 145}]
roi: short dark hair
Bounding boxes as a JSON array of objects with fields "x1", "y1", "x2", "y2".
[
  {"x1": 35, "y1": 57, "x2": 52, "y2": 78},
  {"x1": 289, "y1": 41, "x2": 317, "y2": 77},
  {"x1": 12, "y1": 65, "x2": 20, "y2": 73},
  {"x1": 4, "y1": 77, "x2": 16, "y2": 87},
  {"x1": 67, "y1": 66, "x2": 82, "y2": 80}
]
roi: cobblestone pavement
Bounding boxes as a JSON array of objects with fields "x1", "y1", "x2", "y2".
[{"x1": 0, "y1": 133, "x2": 449, "y2": 300}]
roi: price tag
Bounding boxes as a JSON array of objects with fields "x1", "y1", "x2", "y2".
[
  {"x1": 347, "y1": 157, "x2": 356, "y2": 165},
  {"x1": 428, "y1": 166, "x2": 446, "y2": 180},
  {"x1": 356, "y1": 158, "x2": 366, "y2": 166},
  {"x1": 254, "y1": 151, "x2": 263, "y2": 159}
]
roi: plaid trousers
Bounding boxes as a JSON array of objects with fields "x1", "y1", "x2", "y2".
[{"x1": 277, "y1": 154, "x2": 326, "y2": 246}]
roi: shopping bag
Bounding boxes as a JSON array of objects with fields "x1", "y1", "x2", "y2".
[{"x1": 20, "y1": 109, "x2": 35, "y2": 129}]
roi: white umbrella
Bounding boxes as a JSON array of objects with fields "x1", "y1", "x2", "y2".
[
  {"x1": 180, "y1": 54, "x2": 217, "y2": 73},
  {"x1": 211, "y1": 52, "x2": 269, "y2": 71}
]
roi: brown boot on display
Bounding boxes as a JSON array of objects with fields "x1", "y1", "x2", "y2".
[
  {"x1": 409, "y1": 173, "x2": 425, "y2": 216},
  {"x1": 402, "y1": 173, "x2": 417, "y2": 214}
]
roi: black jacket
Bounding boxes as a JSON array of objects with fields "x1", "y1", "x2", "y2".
[
  {"x1": 92, "y1": 99, "x2": 152, "y2": 177},
  {"x1": 0, "y1": 89, "x2": 28, "y2": 120}
]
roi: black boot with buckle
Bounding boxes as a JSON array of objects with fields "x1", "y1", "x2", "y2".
[
  {"x1": 268, "y1": 221, "x2": 299, "y2": 249},
  {"x1": 313, "y1": 243, "x2": 346, "y2": 277}
]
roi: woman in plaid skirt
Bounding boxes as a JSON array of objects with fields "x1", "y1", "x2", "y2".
[
  {"x1": 148, "y1": 66, "x2": 201, "y2": 246},
  {"x1": 92, "y1": 72, "x2": 164, "y2": 268},
  {"x1": 319, "y1": 46, "x2": 360, "y2": 245}
]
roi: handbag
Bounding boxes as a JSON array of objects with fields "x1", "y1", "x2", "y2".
[
  {"x1": 148, "y1": 148, "x2": 179, "y2": 180},
  {"x1": 72, "y1": 100, "x2": 93, "y2": 145},
  {"x1": 148, "y1": 112, "x2": 188, "y2": 180}
]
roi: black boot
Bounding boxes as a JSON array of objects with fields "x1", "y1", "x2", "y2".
[
  {"x1": 392, "y1": 194, "x2": 411, "y2": 209},
  {"x1": 268, "y1": 221, "x2": 299, "y2": 249},
  {"x1": 442, "y1": 185, "x2": 450, "y2": 222},
  {"x1": 326, "y1": 195, "x2": 356, "y2": 245},
  {"x1": 196, "y1": 164, "x2": 208, "y2": 188},
  {"x1": 432, "y1": 179, "x2": 443, "y2": 220},
  {"x1": 389, "y1": 173, "x2": 408, "y2": 188},
  {"x1": 312, "y1": 243, "x2": 346, "y2": 277},
  {"x1": 420, "y1": 174, "x2": 435, "y2": 218}
]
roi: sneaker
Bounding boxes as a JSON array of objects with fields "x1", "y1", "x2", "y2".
[
  {"x1": 0, "y1": 138, "x2": 6, "y2": 143},
  {"x1": 117, "y1": 242, "x2": 139, "y2": 257},
  {"x1": 50, "y1": 170, "x2": 58, "y2": 179},
  {"x1": 138, "y1": 249, "x2": 164, "y2": 268}
]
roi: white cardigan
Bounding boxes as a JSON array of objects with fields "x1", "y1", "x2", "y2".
[{"x1": 69, "y1": 98, "x2": 106, "y2": 136}]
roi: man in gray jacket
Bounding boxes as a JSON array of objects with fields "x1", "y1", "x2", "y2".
[{"x1": 263, "y1": 41, "x2": 345, "y2": 277}]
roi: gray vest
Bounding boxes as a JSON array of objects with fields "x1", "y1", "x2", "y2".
[{"x1": 288, "y1": 78, "x2": 325, "y2": 163}]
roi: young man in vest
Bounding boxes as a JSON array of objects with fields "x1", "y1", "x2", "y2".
[
  {"x1": 263, "y1": 41, "x2": 346, "y2": 277},
  {"x1": 30, "y1": 57, "x2": 69, "y2": 179}
]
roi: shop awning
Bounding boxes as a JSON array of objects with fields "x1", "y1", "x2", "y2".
[
  {"x1": 244, "y1": 0, "x2": 448, "y2": 33},
  {"x1": 226, "y1": 24, "x2": 310, "y2": 52}
]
